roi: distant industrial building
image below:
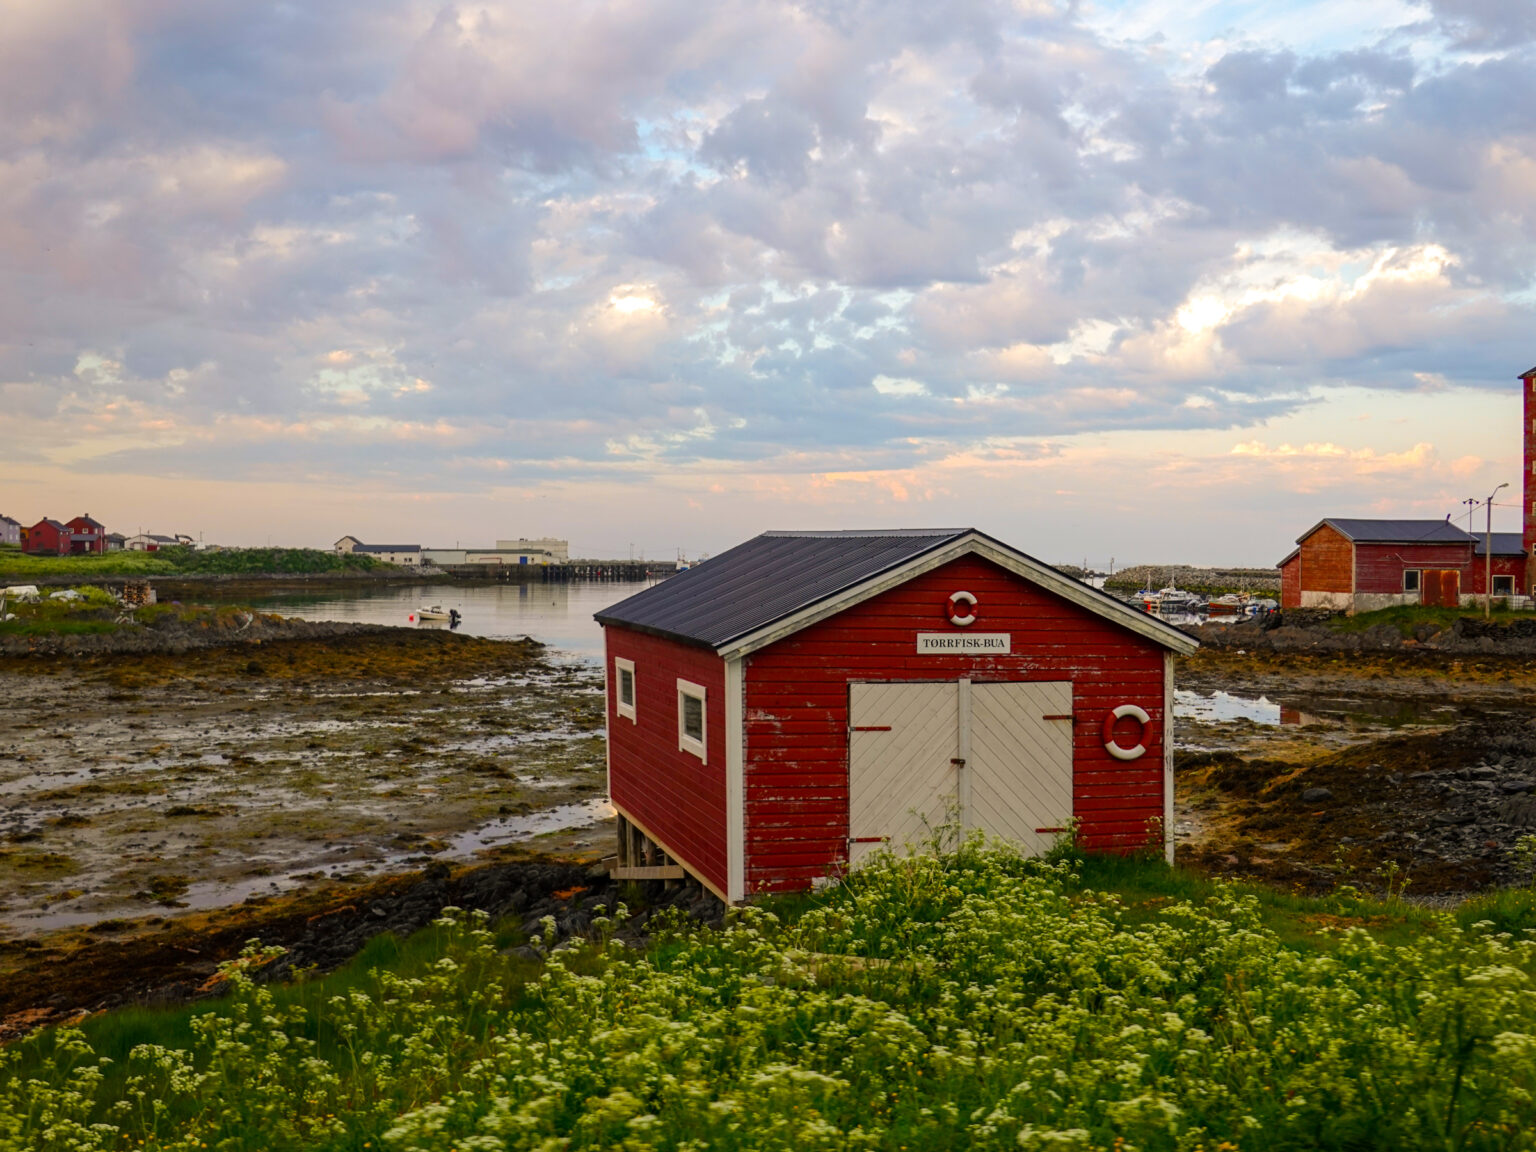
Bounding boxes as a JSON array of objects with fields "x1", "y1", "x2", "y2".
[
  {"x1": 422, "y1": 538, "x2": 569, "y2": 567},
  {"x1": 332, "y1": 537, "x2": 423, "y2": 565},
  {"x1": 338, "y1": 535, "x2": 569, "y2": 567}
]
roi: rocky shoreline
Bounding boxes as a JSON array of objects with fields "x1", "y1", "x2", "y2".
[
  {"x1": 0, "y1": 613, "x2": 421, "y2": 658},
  {"x1": 0, "y1": 857, "x2": 725, "y2": 1040},
  {"x1": 1191, "y1": 612, "x2": 1536, "y2": 656}
]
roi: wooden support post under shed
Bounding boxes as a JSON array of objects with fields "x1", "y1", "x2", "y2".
[{"x1": 612, "y1": 812, "x2": 686, "y2": 881}]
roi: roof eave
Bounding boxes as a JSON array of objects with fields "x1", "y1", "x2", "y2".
[{"x1": 714, "y1": 530, "x2": 1198, "y2": 660}]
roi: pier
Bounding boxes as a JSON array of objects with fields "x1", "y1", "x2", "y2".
[{"x1": 436, "y1": 560, "x2": 671, "y2": 583}]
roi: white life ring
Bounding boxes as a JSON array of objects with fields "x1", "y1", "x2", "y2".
[
  {"x1": 1103, "y1": 704, "x2": 1150, "y2": 761},
  {"x1": 947, "y1": 590, "x2": 977, "y2": 627}
]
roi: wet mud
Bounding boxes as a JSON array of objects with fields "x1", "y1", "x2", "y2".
[
  {"x1": 1174, "y1": 642, "x2": 1536, "y2": 895},
  {"x1": 0, "y1": 630, "x2": 610, "y2": 936}
]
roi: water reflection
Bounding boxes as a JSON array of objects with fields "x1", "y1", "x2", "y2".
[{"x1": 205, "y1": 580, "x2": 653, "y2": 662}]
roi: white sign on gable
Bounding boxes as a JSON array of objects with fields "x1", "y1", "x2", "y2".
[{"x1": 916, "y1": 632, "x2": 1012, "y2": 655}]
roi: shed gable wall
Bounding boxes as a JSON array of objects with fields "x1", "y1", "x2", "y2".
[
  {"x1": 604, "y1": 628, "x2": 729, "y2": 896},
  {"x1": 741, "y1": 555, "x2": 1167, "y2": 894},
  {"x1": 1298, "y1": 524, "x2": 1352, "y2": 593},
  {"x1": 1280, "y1": 555, "x2": 1301, "y2": 609}
]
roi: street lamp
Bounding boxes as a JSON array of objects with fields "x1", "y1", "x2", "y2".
[{"x1": 1484, "y1": 482, "x2": 1509, "y2": 619}]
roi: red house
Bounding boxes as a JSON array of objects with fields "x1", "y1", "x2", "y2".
[
  {"x1": 596, "y1": 529, "x2": 1197, "y2": 903},
  {"x1": 20, "y1": 519, "x2": 69, "y2": 556},
  {"x1": 64, "y1": 514, "x2": 107, "y2": 555},
  {"x1": 1278, "y1": 519, "x2": 1527, "y2": 612}
]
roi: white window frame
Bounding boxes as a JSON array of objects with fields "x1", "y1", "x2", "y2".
[
  {"x1": 1402, "y1": 569, "x2": 1421, "y2": 593},
  {"x1": 614, "y1": 657, "x2": 636, "y2": 722},
  {"x1": 677, "y1": 678, "x2": 707, "y2": 762}
]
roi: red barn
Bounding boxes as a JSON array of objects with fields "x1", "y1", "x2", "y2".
[
  {"x1": 20, "y1": 519, "x2": 69, "y2": 556},
  {"x1": 1278, "y1": 518, "x2": 1529, "y2": 611},
  {"x1": 64, "y1": 514, "x2": 107, "y2": 555},
  {"x1": 595, "y1": 529, "x2": 1197, "y2": 903}
]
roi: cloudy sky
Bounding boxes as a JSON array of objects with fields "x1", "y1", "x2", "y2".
[{"x1": 2, "y1": 0, "x2": 1532, "y2": 564}]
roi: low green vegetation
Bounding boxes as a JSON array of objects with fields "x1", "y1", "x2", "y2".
[
  {"x1": 5, "y1": 844, "x2": 1536, "y2": 1151},
  {"x1": 0, "y1": 586, "x2": 263, "y2": 638},
  {"x1": 0, "y1": 546, "x2": 390, "y2": 581},
  {"x1": 157, "y1": 546, "x2": 389, "y2": 575},
  {"x1": 1328, "y1": 604, "x2": 1528, "y2": 635},
  {"x1": 0, "y1": 551, "x2": 179, "y2": 579}
]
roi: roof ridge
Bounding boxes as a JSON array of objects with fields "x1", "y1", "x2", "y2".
[{"x1": 761, "y1": 528, "x2": 969, "y2": 538}]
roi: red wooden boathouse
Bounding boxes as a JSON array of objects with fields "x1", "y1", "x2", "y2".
[{"x1": 595, "y1": 529, "x2": 1197, "y2": 903}]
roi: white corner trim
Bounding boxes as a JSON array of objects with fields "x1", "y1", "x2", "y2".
[
  {"x1": 724, "y1": 657, "x2": 745, "y2": 903},
  {"x1": 716, "y1": 532, "x2": 1199, "y2": 659},
  {"x1": 677, "y1": 677, "x2": 707, "y2": 763},
  {"x1": 613, "y1": 656, "x2": 636, "y2": 722},
  {"x1": 1163, "y1": 650, "x2": 1175, "y2": 865}
]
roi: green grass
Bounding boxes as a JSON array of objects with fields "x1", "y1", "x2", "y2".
[
  {"x1": 0, "y1": 552, "x2": 179, "y2": 579},
  {"x1": 0, "y1": 546, "x2": 392, "y2": 582},
  {"x1": 0, "y1": 589, "x2": 269, "y2": 638},
  {"x1": 1327, "y1": 604, "x2": 1527, "y2": 635},
  {"x1": 5, "y1": 846, "x2": 1536, "y2": 1151}
]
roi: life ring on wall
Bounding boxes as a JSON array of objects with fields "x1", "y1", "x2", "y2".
[
  {"x1": 1102, "y1": 704, "x2": 1150, "y2": 761},
  {"x1": 947, "y1": 591, "x2": 977, "y2": 627}
]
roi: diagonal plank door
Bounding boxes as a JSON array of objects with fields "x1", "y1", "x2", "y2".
[
  {"x1": 847, "y1": 683, "x2": 958, "y2": 866},
  {"x1": 969, "y1": 681, "x2": 1073, "y2": 857}
]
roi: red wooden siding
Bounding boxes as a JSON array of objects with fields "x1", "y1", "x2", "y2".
[
  {"x1": 1280, "y1": 554, "x2": 1301, "y2": 609},
  {"x1": 1354, "y1": 542, "x2": 1471, "y2": 593},
  {"x1": 1297, "y1": 524, "x2": 1352, "y2": 593},
  {"x1": 1468, "y1": 554, "x2": 1524, "y2": 595},
  {"x1": 741, "y1": 555, "x2": 1167, "y2": 894},
  {"x1": 604, "y1": 628, "x2": 729, "y2": 897}
]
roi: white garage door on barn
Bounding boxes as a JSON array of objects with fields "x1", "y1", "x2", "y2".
[{"x1": 848, "y1": 679, "x2": 1075, "y2": 863}]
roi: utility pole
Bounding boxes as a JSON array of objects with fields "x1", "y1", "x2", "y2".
[{"x1": 1485, "y1": 482, "x2": 1509, "y2": 619}]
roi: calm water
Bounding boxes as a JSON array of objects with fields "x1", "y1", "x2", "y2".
[{"x1": 230, "y1": 581, "x2": 654, "y2": 662}]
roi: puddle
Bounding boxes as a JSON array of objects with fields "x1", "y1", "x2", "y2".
[
  {"x1": 1177, "y1": 688, "x2": 1463, "y2": 730},
  {"x1": 444, "y1": 798, "x2": 614, "y2": 854},
  {"x1": 1175, "y1": 690, "x2": 1281, "y2": 726}
]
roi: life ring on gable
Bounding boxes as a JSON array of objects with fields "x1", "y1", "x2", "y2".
[
  {"x1": 947, "y1": 591, "x2": 977, "y2": 627},
  {"x1": 1102, "y1": 704, "x2": 1150, "y2": 761}
]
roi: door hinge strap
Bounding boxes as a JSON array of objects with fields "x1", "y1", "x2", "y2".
[
  {"x1": 1042, "y1": 714, "x2": 1074, "y2": 721},
  {"x1": 851, "y1": 725, "x2": 893, "y2": 732},
  {"x1": 848, "y1": 836, "x2": 890, "y2": 844}
]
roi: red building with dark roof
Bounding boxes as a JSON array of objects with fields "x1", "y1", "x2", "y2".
[
  {"x1": 595, "y1": 529, "x2": 1197, "y2": 902},
  {"x1": 20, "y1": 519, "x2": 69, "y2": 556},
  {"x1": 64, "y1": 514, "x2": 107, "y2": 555}
]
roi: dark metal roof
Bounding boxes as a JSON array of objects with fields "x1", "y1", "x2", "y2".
[
  {"x1": 353, "y1": 543, "x2": 421, "y2": 553},
  {"x1": 595, "y1": 528, "x2": 1197, "y2": 654},
  {"x1": 1474, "y1": 532, "x2": 1526, "y2": 557},
  {"x1": 595, "y1": 529, "x2": 972, "y2": 648},
  {"x1": 1521, "y1": 365, "x2": 1536, "y2": 378},
  {"x1": 1302, "y1": 518, "x2": 1474, "y2": 545}
]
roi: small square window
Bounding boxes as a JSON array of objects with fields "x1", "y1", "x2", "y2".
[
  {"x1": 1493, "y1": 575, "x2": 1515, "y2": 597},
  {"x1": 677, "y1": 679, "x2": 707, "y2": 762},
  {"x1": 613, "y1": 657, "x2": 636, "y2": 722},
  {"x1": 1403, "y1": 570, "x2": 1421, "y2": 593}
]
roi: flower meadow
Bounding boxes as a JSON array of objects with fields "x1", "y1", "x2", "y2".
[{"x1": 4, "y1": 844, "x2": 1536, "y2": 1152}]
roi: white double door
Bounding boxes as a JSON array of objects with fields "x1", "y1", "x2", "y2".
[{"x1": 847, "y1": 679, "x2": 1073, "y2": 865}]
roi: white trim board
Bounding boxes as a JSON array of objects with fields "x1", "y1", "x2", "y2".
[
  {"x1": 716, "y1": 532, "x2": 1198, "y2": 660},
  {"x1": 724, "y1": 657, "x2": 745, "y2": 903}
]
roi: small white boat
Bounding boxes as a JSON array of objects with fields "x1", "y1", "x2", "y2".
[{"x1": 414, "y1": 605, "x2": 456, "y2": 622}]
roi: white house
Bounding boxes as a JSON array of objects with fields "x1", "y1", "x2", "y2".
[{"x1": 0, "y1": 515, "x2": 19, "y2": 547}]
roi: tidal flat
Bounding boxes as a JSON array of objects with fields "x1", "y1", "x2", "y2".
[{"x1": 0, "y1": 630, "x2": 608, "y2": 936}]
